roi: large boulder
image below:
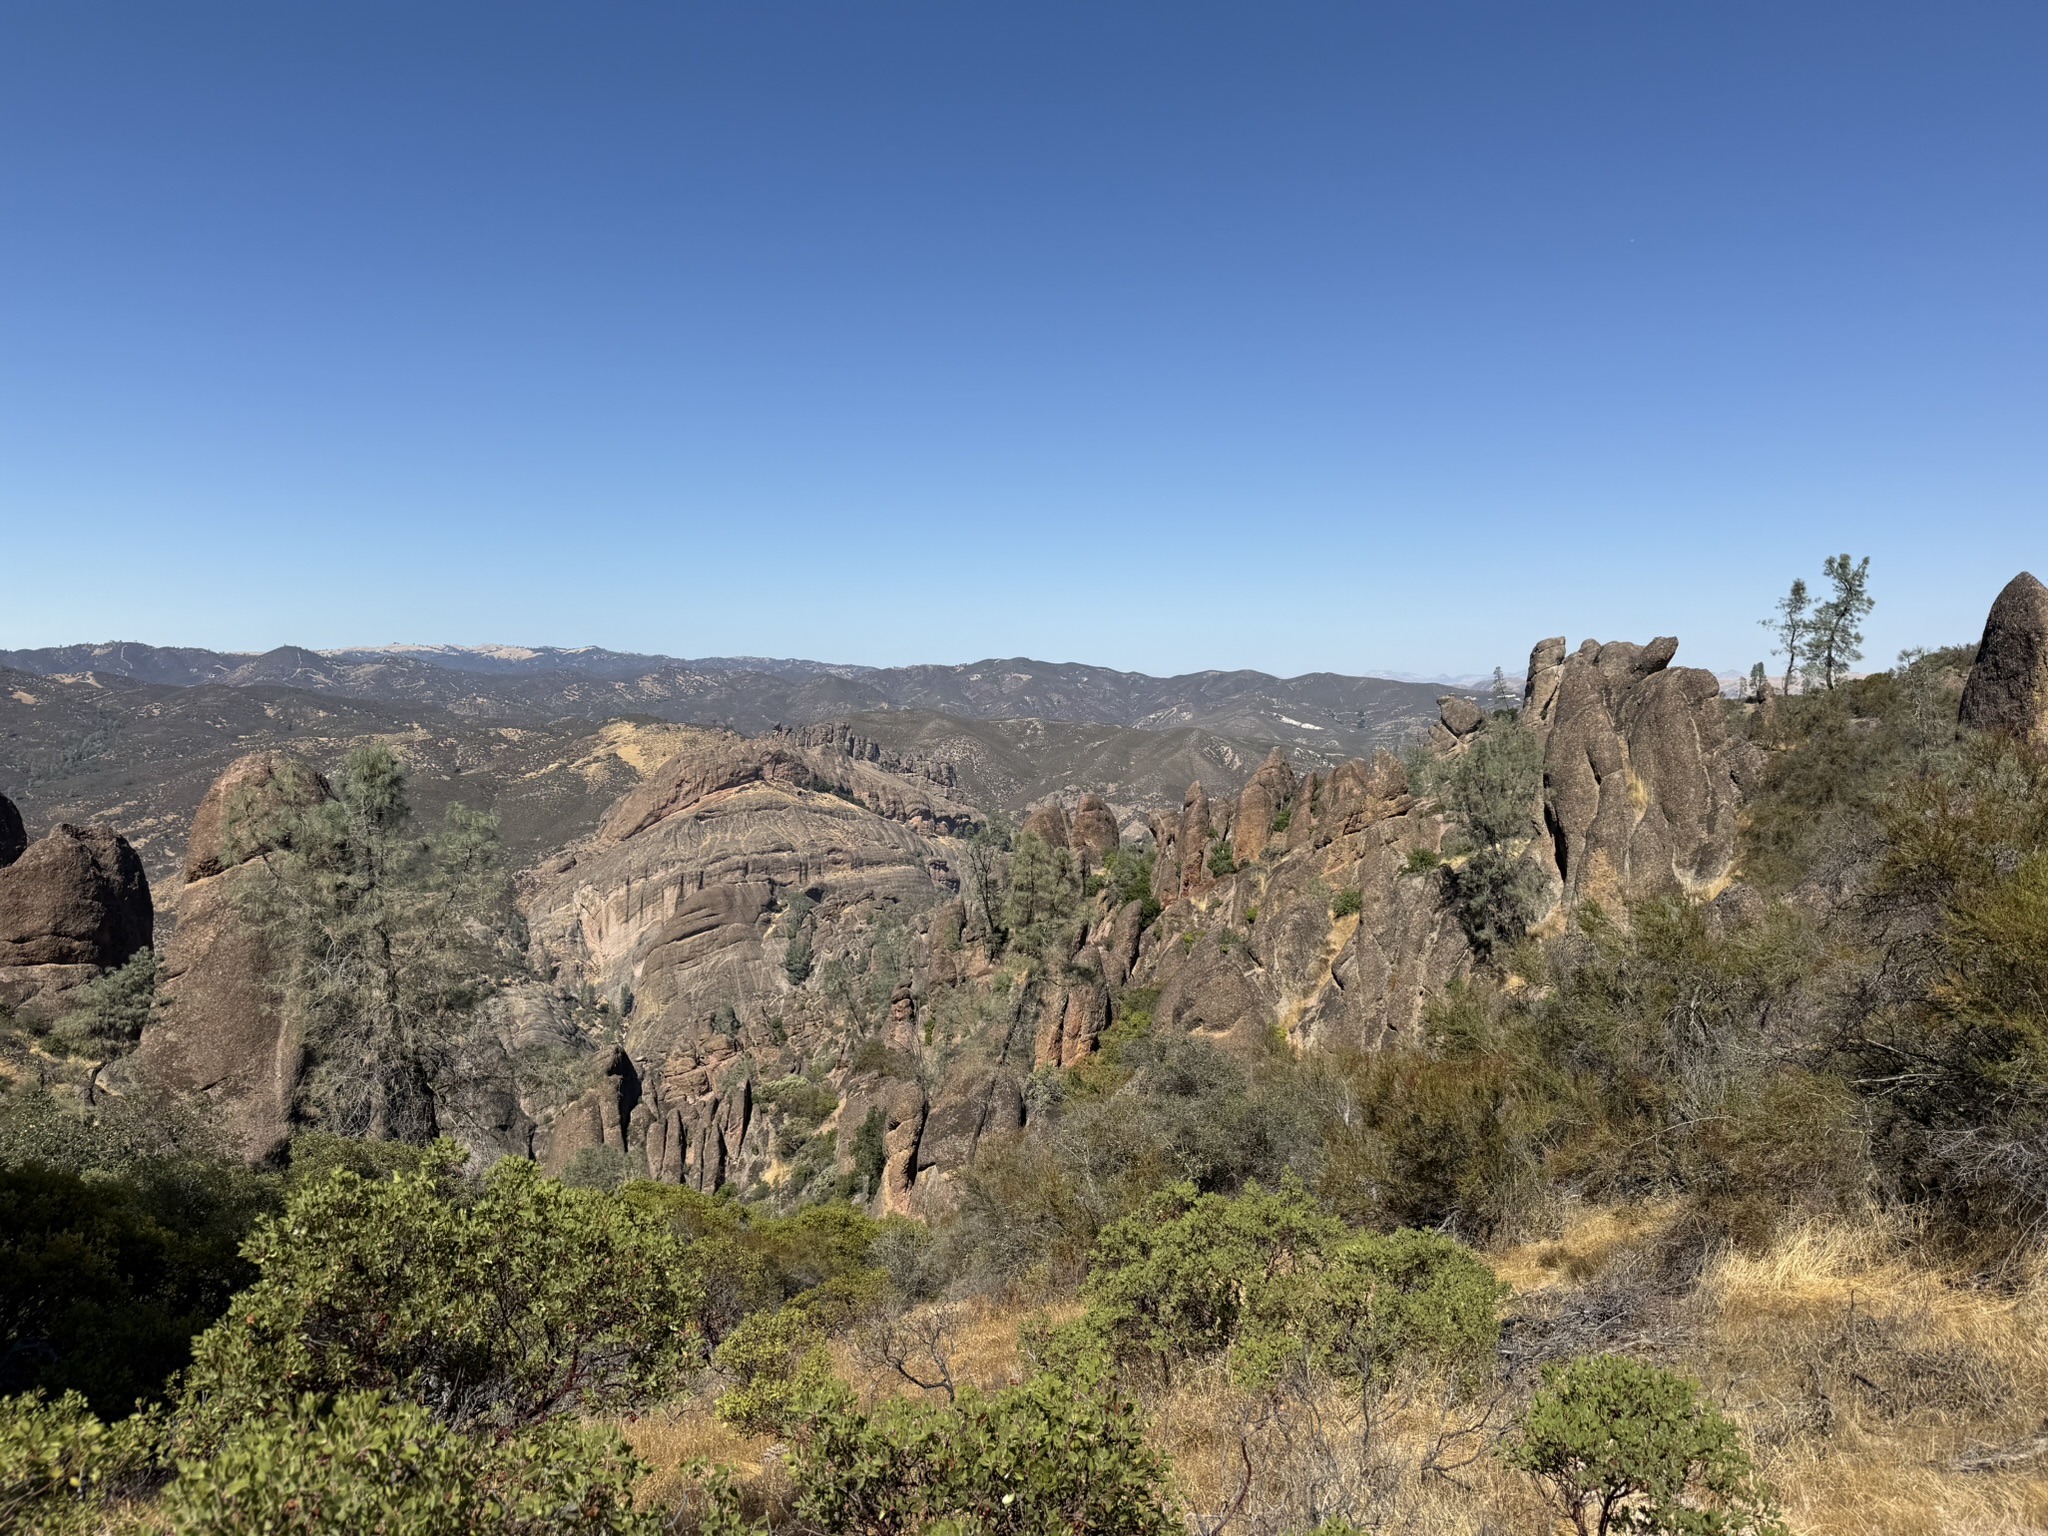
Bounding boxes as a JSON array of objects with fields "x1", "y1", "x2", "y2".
[
  {"x1": 138, "y1": 752, "x2": 329, "y2": 1161},
  {"x1": 1959, "y1": 572, "x2": 2048, "y2": 745},
  {"x1": 0, "y1": 822, "x2": 153, "y2": 1023}
]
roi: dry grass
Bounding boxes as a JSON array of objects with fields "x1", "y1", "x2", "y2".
[
  {"x1": 638, "y1": 1208, "x2": 2048, "y2": 1535},
  {"x1": 1689, "y1": 1220, "x2": 2048, "y2": 1536}
]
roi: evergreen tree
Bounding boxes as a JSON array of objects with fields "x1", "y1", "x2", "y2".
[
  {"x1": 1807, "y1": 553, "x2": 1874, "y2": 690},
  {"x1": 1762, "y1": 578, "x2": 1810, "y2": 694},
  {"x1": 242, "y1": 745, "x2": 522, "y2": 1143},
  {"x1": 1001, "y1": 831, "x2": 1082, "y2": 964}
]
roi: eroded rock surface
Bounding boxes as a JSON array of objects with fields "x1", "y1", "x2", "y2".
[
  {"x1": 1959, "y1": 572, "x2": 2048, "y2": 745},
  {"x1": 139, "y1": 752, "x2": 331, "y2": 1161},
  {"x1": 1521, "y1": 635, "x2": 1759, "y2": 914},
  {"x1": 0, "y1": 821, "x2": 153, "y2": 1023}
]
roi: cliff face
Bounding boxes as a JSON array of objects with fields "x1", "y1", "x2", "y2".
[
  {"x1": 137, "y1": 752, "x2": 331, "y2": 1161},
  {"x1": 518, "y1": 727, "x2": 983, "y2": 1200}
]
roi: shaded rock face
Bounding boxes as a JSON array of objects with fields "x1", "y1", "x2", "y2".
[
  {"x1": 1959, "y1": 572, "x2": 2048, "y2": 745},
  {"x1": 523, "y1": 729, "x2": 980, "y2": 1196},
  {"x1": 1521, "y1": 635, "x2": 1759, "y2": 915},
  {"x1": 0, "y1": 822, "x2": 153, "y2": 1023},
  {"x1": 1071, "y1": 795, "x2": 1121, "y2": 866},
  {"x1": 0, "y1": 793, "x2": 25, "y2": 869},
  {"x1": 140, "y1": 751, "x2": 330, "y2": 1162}
]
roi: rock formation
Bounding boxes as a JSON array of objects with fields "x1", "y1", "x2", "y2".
[
  {"x1": 0, "y1": 818, "x2": 153, "y2": 1023},
  {"x1": 1959, "y1": 572, "x2": 2048, "y2": 745},
  {"x1": 1232, "y1": 750, "x2": 1296, "y2": 867},
  {"x1": 522, "y1": 727, "x2": 981, "y2": 1195},
  {"x1": 1521, "y1": 635, "x2": 1760, "y2": 915},
  {"x1": 0, "y1": 793, "x2": 25, "y2": 869},
  {"x1": 139, "y1": 752, "x2": 332, "y2": 1161}
]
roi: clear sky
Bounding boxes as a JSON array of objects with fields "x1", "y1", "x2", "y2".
[{"x1": 3, "y1": 3, "x2": 2042, "y2": 679}]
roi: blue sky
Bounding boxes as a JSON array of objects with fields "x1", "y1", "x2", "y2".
[{"x1": 3, "y1": 3, "x2": 2042, "y2": 679}]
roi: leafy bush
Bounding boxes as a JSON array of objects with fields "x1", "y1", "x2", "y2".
[
  {"x1": 176, "y1": 1147, "x2": 703, "y2": 1441},
  {"x1": 1438, "y1": 716, "x2": 1545, "y2": 956},
  {"x1": 0, "y1": 1390, "x2": 155, "y2": 1535},
  {"x1": 785, "y1": 1361, "x2": 1179, "y2": 1536},
  {"x1": 1505, "y1": 1354, "x2": 1785, "y2": 1536},
  {"x1": 1082, "y1": 1180, "x2": 1502, "y2": 1393},
  {"x1": 46, "y1": 949, "x2": 157, "y2": 1059},
  {"x1": 0, "y1": 1156, "x2": 273, "y2": 1416},
  {"x1": 1330, "y1": 886, "x2": 1364, "y2": 918},
  {"x1": 159, "y1": 1391, "x2": 656, "y2": 1536},
  {"x1": 561, "y1": 1144, "x2": 629, "y2": 1190},
  {"x1": 1207, "y1": 838, "x2": 1237, "y2": 878}
]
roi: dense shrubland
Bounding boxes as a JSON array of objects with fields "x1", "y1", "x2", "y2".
[{"x1": 9, "y1": 640, "x2": 2048, "y2": 1531}]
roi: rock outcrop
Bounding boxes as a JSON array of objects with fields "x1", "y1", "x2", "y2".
[
  {"x1": 1232, "y1": 750, "x2": 1296, "y2": 867},
  {"x1": 523, "y1": 728, "x2": 980, "y2": 1195},
  {"x1": 1521, "y1": 635, "x2": 1759, "y2": 915},
  {"x1": 139, "y1": 752, "x2": 331, "y2": 1161},
  {"x1": 1959, "y1": 572, "x2": 2048, "y2": 745},
  {"x1": 0, "y1": 820, "x2": 153, "y2": 1023}
]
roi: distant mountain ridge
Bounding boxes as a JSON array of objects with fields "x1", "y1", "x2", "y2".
[{"x1": 0, "y1": 642, "x2": 1460, "y2": 758}]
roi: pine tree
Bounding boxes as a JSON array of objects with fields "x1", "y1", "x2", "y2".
[
  {"x1": 1807, "y1": 553, "x2": 1874, "y2": 690},
  {"x1": 243, "y1": 745, "x2": 522, "y2": 1142},
  {"x1": 1762, "y1": 578, "x2": 1810, "y2": 694}
]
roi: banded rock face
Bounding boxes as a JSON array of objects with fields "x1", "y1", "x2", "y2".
[
  {"x1": 522, "y1": 728, "x2": 980, "y2": 1194},
  {"x1": 1959, "y1": 572, "x2": 2048, "y2": 746},
  {"x1": 0, "y1": 814, "x2": 153, "y2": 1024},
  {"x1": 139, "y1": 752, "x2": 332, "y2": 1161}
]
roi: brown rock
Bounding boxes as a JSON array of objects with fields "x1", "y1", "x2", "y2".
[
  {"x1": 1176, "y1": 783, "x2": 1213, "y2": 896},
  {"x1": 1232, "y1": 750, "x2": 1296, "y2": 867},
  {"x1": 183, "y1": 752, "x2": 332, "y2": 882},
  {"x1": 1021, "y1": 801, "x2": 1071, "y2": 850},
  {"x1": 1959, "y1": 572, "x2": 2048, "y2": 745},
  {"x1": 141, "y1": 752, "x2": 331, "y2": 1161},
  {"x1": 1524, "y1": 635, "x2": 1751, "y2": 915},
  {"x1": 1438, "y1": 695, "x2": 1484, "y2": 736},
  {"x1": 1070, "y1": 794, "x2": 1121, "y2": 865},
  {"x1": 0, "y1": 824, "x2": 152, "y2": 969}
]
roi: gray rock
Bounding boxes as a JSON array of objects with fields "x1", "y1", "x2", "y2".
[{"x1": 1959, "y1": 572, "x2": 2048, "y2": 745}]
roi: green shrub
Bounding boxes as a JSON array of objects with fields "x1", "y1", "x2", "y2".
[
  {"x1": 712, "y1": 1308, "x2": 832, "y2": 1436},
  {"x1": 1330, "y1": 886, "x2": 1364, "y2": 918},
  {"x1": 1104, "y1": 849, "x2": 1162, "y2": 927},
  {"x1": 46, "y1": 950, "x2": 157, "y2": 1059},
  {"x1": 159, "y1": 1391, "x2": 656, "y2": 1536},
  {"x1": 176, "y1": 1147, "x2": 703, "y2": 1442},
  {"x1": 1207, "y1": 838, "x2": 1237, "y2": 878},
  {"x1": 1505, "y1": 1355, "x2": 1785, "y2": 1536},
  {"x1": 1082, "y1": 1180, "x2": 1502, "y2": 1393},
  {"x1": 0, "y1": 1157, "x2": 272, "y2": 1416},
  {"x1": 1402, "y1": 849, "x2": 1440, "y2": 875},
  {"x1": 0, "y1": 1390, "x2": 155, "y2": 1535},
  {"x1": 785, "y1": 1361, "x2": 1178, "y2": 1536}
]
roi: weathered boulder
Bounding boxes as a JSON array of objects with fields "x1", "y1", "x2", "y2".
[
  {"x1": 1070, "y1": 794, "x2": 1121, "y2": 866},
  {"x1": 0, "y1": 824, "x2": 153, "y2": 970},
  {"x1": 0, "y1": 823, "x2": 153, "y2": 1023},
  {"x1": 1021, "y1": 800, "x2": 1072, "y2": 850},
  {"x1": 1522, "y1": 634, "x2": 1759, "y2": 914},
  {"x1": 183, "y1": 751, "x2": 331, "y2": 882},
  {"x1": 1959, "y1": 572, "x2": 2048, "y2": 745},
  {"x1": 140, "y1": 752, "x2": 327, "y2": 1161},
  {"x1": 0, "y1": 793, "x2": 25, "y2": 869},
  {"x1": 1438, "y1": 695, "x2": 1484, "y2": 737}
]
